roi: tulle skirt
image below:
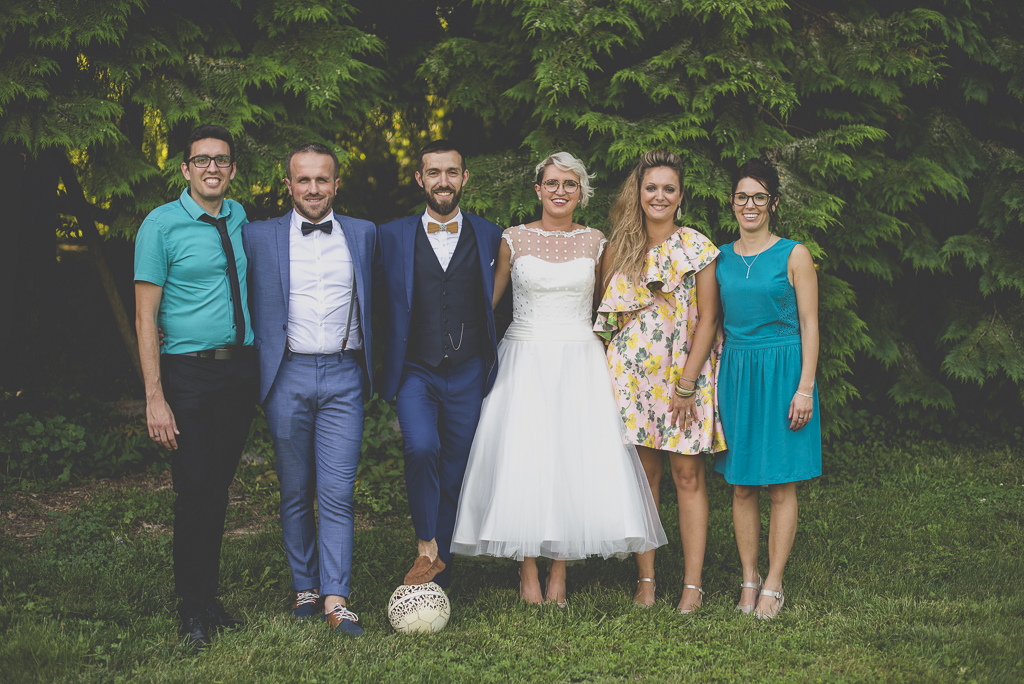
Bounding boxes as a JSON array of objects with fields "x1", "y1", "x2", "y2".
[{"x1": 451, "y1": 334, "x2": 668, "y2": 561}]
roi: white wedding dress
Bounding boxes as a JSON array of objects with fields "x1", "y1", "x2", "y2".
[{"x1": 451, "y1": 225, "x2": 668, "y2": 561}]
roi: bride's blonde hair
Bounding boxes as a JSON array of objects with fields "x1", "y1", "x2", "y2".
[{"x1": 607, "y1": 150, "x2": 685, "y2": 287}]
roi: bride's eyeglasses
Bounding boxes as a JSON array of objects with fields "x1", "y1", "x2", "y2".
[
  {"x1": 540, "y1": 179, "x2": 580, "y2": 194},
  {"x1": 731, "y1": 192, "x2": 772, "y2": 206}
]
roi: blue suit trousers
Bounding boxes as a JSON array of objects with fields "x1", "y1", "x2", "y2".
[
  {"x1": 265, "y1": 351, "x2": 364, "y2": 598},
  {"x1": 397, "y1": 355, "x2": 486, "y2": 588}
]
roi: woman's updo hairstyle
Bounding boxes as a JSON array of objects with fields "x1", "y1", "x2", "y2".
[
  {"x1": 606, "y1": 149, "x2": 687, "y2": 288},
  {"x1": 733, "y1": 158, "x2": 781, "y2": 231}
]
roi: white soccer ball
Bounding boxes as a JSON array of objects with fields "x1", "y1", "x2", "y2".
[{"x1": 387, "y1": 582, "x2": 450, "y2": 634}]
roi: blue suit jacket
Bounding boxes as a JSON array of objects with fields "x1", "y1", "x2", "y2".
[
  {"x1": 374, "y1": 213, "x2": 502, "y2": 401},
  {"x1": 243, "y1": 210, "x2": 376, "y2": 405}
]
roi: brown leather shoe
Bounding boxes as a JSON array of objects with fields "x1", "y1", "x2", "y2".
[
  {"x1": 403, "y1": 555, "x2": 446, "y2": 585},
  {"x1": 322, "y1": 604, "x2": 364, "y2": 636}
]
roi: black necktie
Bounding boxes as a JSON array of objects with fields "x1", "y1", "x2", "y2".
[
  {"x1": 301, "y1": 221, "x2": 333, "y2": 236},
  {"x1": 198, "y1": 213, "x2": 246, "y2": 347}
]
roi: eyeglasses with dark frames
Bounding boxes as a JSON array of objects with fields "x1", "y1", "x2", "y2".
[
  {"x1": 540, "y1": 179, "x2": 580, "y2": 194},
  {"x1": 186, "y1": 154, "x2": 234, "y2": 169},
  {"x1": 731, "y1": 192, "x2": 772, "y2": 207}
]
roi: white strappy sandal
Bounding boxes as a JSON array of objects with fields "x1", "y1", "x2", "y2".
[
  {"x1": 735, "y1": 574, "x2": 762, "y2": 615},
  {"x1": 755, "y1": 586, "x2": 784, "y2": 620},
  {"x1": 634, "y1": 577, "x2": 656, "y2": 607},
  {"x1": 677, "y1": 584, "x2": 705, "y2": 614}
]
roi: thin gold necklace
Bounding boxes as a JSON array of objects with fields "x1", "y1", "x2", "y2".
[{"x1": 739, "y1": 233, "x2": 773, "y2": 279}]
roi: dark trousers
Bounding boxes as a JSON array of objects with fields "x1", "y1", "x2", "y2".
[
  {"x1": 162, "y1": 353, "x2": 258, "y2": 615},
  {"x1": 396, "y1": 354, "x2": 486, "y2": 588}
]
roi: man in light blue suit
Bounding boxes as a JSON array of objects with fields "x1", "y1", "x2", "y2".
[
  {"x1": 242, "y1": 143, "x2": 373, "y2": 636},
  {"x1": 375, "y1": 141, "x2": 502, "y2": 589}
]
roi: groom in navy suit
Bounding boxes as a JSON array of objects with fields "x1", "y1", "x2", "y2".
[
  {"x1": 243, "y1": 143, "x2": 374, "y2": 636},
  {"x1": 375, "y1": 140, "x2": 502, "y2": 588}
]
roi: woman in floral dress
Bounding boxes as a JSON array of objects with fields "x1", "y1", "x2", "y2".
[{"x1": 596, "y1": 150, "x2": 726, "y2": 612}]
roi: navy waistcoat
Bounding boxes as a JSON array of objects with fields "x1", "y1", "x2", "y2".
[{"x1": 407, "y1": 218, "x2": 487, "y2": 367}]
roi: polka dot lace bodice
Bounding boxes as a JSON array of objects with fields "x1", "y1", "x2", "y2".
[{"x1": 502, "y1": 225, "x2": 605, "y2": 341}]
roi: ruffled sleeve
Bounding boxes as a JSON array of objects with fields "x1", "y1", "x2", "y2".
[
  {"x1": 594, "y1": 228, "x2": 719, "y2": 340},
  {"x1": 652, "y1": 228, "x2": 720, "y2": 295},
  {"x1": 594, "y1": 269, "x2": 652, "y2": 341}
]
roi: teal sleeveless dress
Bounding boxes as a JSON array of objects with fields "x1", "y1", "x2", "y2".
[{"x1": 713, "y1": 238, "x2": 822, "y2": 485}]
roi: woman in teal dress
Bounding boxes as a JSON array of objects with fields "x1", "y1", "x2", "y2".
[{"x1": 714, "y1": 158, "x2": 821, "y2": 619}]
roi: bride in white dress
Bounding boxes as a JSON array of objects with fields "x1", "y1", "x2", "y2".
[{"x1": 451, "y1": 152, "x2": 667, "y2": 605}]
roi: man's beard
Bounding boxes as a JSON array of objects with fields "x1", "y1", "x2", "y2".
[
  {"x1": 295, "y1": 195, "x2": 333, "y2": 223},
  {"x1": 425, "y1": 185, "x2": 462, "y2": 217}
]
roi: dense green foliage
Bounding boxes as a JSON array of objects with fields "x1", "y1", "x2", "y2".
[
  {"x1": 1, "y1": 439, "x2": 1021, "y2": 681},
  {"x1": 0, "y1": 0, "x2": 386, "y2": 231},
  {"x1": 1, "y1": 1, "x2": 1021, "y2": 434},
  {"x1": 424, "y1": 0, "x2": 1024, "y2": 432},
  {"x1": 0, "y1": 399, "x2": 166, "y2": 488}
]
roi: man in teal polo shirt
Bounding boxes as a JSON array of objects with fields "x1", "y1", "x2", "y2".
[{"x1": 134, "y1": 124, "x2": 258, "y2": 650}]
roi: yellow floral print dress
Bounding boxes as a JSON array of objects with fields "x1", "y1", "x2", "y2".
[{"x1": 595, "y1": 227, "x2": 727, "y2": 455}]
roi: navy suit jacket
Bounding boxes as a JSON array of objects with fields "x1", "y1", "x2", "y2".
[
  {"x1": 243, "y1": 210, "x2": 376, "y2": 405},
  {"x1": 374, "y1": 212, "x2": 502, "y2": 401}
]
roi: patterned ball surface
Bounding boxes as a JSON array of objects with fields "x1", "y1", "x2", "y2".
[{"x1": 387, "y1": 582, "x2": 450, "y2": 633}]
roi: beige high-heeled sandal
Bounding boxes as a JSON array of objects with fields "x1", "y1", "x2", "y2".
[
  {"x1": 755, "y1": 586, "x2": 784, "y2": 620},
  {"x1": 735, "y1": 574, "x2": 762, "y2": 615},
  {"x1": 634, "y1": 577, "x2": 655, "y2": 607},
  {"x1": 677, "y1": 584, "x2": 705, "y2": 614}
]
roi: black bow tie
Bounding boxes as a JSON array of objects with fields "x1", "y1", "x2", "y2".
[{"x1": 301, "y1": 221, "x2": 332, "y2": 236}]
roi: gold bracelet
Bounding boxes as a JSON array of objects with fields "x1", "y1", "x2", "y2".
[{"x1": 675, "y1": 388, "x2": 697, "y2": 398}]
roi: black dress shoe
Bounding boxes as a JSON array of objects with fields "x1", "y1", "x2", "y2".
[
  {"x1": 179, "y1": 615, "x2": 211, "y2": 650},
  {"x1": 204, "y1": 599, "x2": 244, "y2": 633}
]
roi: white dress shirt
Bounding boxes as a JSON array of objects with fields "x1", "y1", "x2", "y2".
[
  {"x1": 287, "y1": 211, "x2": 362, "y2": 353},
  {"x1": 420, "y1": 210, "x2": 464, "y2": 271}
]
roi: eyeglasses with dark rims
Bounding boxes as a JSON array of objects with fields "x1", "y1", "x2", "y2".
[
  {"x1": 186, "y1": 154, "x2": 234, "y2": 169},
  {"x1": 730, "y1": 192, "x2": 772, "y2": 207}
]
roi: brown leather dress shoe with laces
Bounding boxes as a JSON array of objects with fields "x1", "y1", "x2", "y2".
[{"x1": 403, "y1": 555, "x2": 446, "y2": 585}]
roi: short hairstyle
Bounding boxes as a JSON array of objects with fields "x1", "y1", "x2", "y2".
[
  {"x1": 417, "y1": 140, "x2": 465, "y2": 174},
  {"x1": 285, "y1": 142, "x2": 340, "y2": 179},
  {"x1": 534, "y1": 151, "x2": 595, "y2": 208},
  {"x1": 184, "y1": 125, "x2": 234, "y2": 162},
  {"x1": 733, "y1": 157, "x2": 781, "y2": 230}
]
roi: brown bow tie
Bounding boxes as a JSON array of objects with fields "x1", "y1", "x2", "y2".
[{"x1": 426, "y1": 221, "x2": 458, "y2": 234}]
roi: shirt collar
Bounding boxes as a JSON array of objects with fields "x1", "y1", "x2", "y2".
[
  {"x1": 179, "y1": 188, "x2": 233, "y2": 221},
  {"x1": 421, "y1": 210, "x2": 463, "y2": 230}
]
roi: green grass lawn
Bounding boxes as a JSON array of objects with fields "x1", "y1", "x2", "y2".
[{"x1": 1, "y1": 437, "x2": 1021, "y2": 683}]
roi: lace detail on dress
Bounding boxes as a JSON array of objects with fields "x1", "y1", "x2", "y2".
[
  {"x1": 501, "y1": 232, "x2": 515, "y2": 263},
  {"x1": 502, "y1": 225, "x2": 602, "y2": 342},
  {"x1": 504, "y1": 225, "x2": 603, "y2": 265},
  {"x1": 517, "y1": 225, "x2": 592, "y2": 238},
  {"x1": 774, "y1": 284, "x2": 800, "y2": 337}
]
